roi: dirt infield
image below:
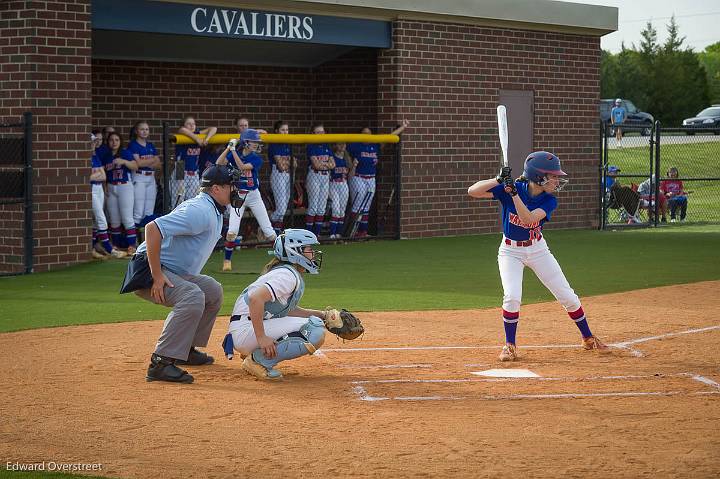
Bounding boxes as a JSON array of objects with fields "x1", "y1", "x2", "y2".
[{"x1": 2, "y1": 281, "x2": 719, "y2": 478}]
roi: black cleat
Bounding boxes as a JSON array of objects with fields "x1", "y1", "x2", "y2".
[
  {"x1": 146, "y1": 354, "x2": 194, "y2": 383},
  {"x1": 175, "y1": 347, "x2": 214, "y2": 366}
]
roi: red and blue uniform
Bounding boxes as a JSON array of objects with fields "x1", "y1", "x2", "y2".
[
  {"x1": 329, "y1": 153, "x2": 350, "y2": 237},
  {"x1": 347, "y1": 142, "x2": 379, "y2": 235},
  {"x1": 175, "y1": 129, "x2": 201, "y2": 174},
  {"x1": 268, "y1": 143, "x2": 293, "y2": 233},
  {"x1": 490, "y1": 181, "x2": 557, "y2": 241},
  {"x1": 103, "y1": 148, "x2": 137, "y2": 248},
  {"x1": 305, "y1": 144, "x2": 333, "y2": 234}
]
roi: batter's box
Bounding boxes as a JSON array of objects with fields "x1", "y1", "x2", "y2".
[{"x1": 351, "y1": 373, "x2": 720, "y2": 402}]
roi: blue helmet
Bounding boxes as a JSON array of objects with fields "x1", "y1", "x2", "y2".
[
  {"x1": 240, "y1": 128, "x2": 262, "y2": 143},
  {"x1": 269, "y1": 229, "x2": 323, "y2": 274},
  {"x1": 523, "y1": 151, "x2": 568, "y2": 191},
  {"x1": 240, "y1": 128, "x2": 263, "y2": 152}
]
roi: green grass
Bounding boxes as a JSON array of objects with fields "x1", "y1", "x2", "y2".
[
  {"x1": 2, "y1": 226, "x2": 720, "y2": 333},
  {"x1": 608, "y1": 140, "x2": 720, "y2": 222}
]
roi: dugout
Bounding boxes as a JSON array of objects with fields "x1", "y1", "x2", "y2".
[{"x1": 0, "y1": 0, "x2": 617, "y2": 272}]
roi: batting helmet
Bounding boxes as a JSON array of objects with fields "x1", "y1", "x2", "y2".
[
  {"x1": 523, "y1": 151, "x2": 568, "y2": 191},
  {"x1": 270, "y1": 228, "x2": 323, "y2": 274},
  {"x1": 240, "y1": 128, "x2": 262, "y2": 143}
]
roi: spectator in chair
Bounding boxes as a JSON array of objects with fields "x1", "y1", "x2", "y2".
[{"x1": 661, "y1": 167, "x2": 689, "y2": 222}]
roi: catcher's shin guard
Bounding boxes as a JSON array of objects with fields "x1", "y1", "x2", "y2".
[{"x1": 246, "y1": 317, "x2": 326, "y2": 379}]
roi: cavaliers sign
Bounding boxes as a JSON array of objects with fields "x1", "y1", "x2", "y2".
[{"x1": 92, "y1": 0, "x2": 391, "y2": 48}]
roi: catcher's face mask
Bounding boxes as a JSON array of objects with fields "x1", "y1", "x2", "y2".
[{"x1": 302, "y1": 246, "x2": 323, "y2": 272}]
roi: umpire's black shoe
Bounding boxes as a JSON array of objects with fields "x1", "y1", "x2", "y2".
[
  {"x1": 146, "y1": 354, "x2": 194, "y2": 383},
  {"x1": 175, "y1": 347, "x2": 214, "y2": 366}
]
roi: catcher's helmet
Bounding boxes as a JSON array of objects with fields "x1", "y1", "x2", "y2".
[
  {"x1": 270, "y1": 228, "x2": 323, "y2": 274},
  {"x1": 523, "y1": 151, "x2": 568, "y2": 191}
]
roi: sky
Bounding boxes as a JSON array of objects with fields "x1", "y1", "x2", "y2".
[{"x1": 560, "y1": 0, "x2": 719, "y2": 53}]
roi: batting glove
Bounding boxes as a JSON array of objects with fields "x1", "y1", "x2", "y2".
[
  {"x1": 504, "y1": 176, "x2": 517, "y2": 196},
  {"x1": 227, "y1": 139, "x2": 238, "y2": 151},
  {"x1": 496, "y1": 166, "x2": 512, "y2": 183}
]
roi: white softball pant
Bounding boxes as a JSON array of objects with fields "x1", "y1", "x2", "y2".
[
  {"x1": 270, "y1": 168, "x2": 291, "y2": 222},
  {"x1": 229, "y1": 315, "x2": 314, "y2": 356},
  {"x1": 91, "y1": 183, "x2": 108, "y2": 231},
  {"x1": 132, "y1": 172, "x2": 157, "y2": 224},
  {"x1": 227, "y1": 189, "x2": 276, "y2": 240},
  {"x1": 498, "y1": 237, "x2": 581, "y2": 314},
  {"x1": 329, "y1": 181, "x2": 349, "y2": 218},
  {"x1": 106, "y1": 182, "x2": 135, "y2": 229},
  {"x1": 306, "y1": 170, "x2": 329, "y2": 217},
  {"x1": 350, "y1": 176, "x2": 375, "y2": 213}
]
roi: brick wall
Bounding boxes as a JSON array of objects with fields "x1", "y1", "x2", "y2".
[
  {"x1": 0, "y1": 0, "x2": 92, "y2": 272},
  {"x1": 91, "y1": 49, "x2": 380, "y2": 230},
  {"x1": 379, "y1": 20, "x2": 601, "y2": 238}
]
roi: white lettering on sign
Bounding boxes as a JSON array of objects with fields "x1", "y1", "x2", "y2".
[{"x1": 190, "y1": 8, "x2": 314, "y2": 40}]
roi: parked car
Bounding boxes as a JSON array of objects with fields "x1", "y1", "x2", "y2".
[
  {"x1": 600, "y1": 99, "x2": 654, "y2": 136},
  {"x1": 682, "y1": 105, "x2": 720, "y2": 135}
]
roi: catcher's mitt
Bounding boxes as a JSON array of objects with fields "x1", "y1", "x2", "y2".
[{"x1": 324, "y1": 308, "x2": 364, "y2": 340}]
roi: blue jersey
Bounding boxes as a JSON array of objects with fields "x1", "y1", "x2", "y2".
[
  {"x1": 268, "y1": 143, "x2": 292, "y2": 171},
  {"x1": 95, "y1": 144, "x2": 110, "y2": 160},
  {"x1": 102, "y1": 148, "x2": 132, "y2": 184},
  {"x1": 127, "y1": 139, "x2": 158, "y2": 172},
  {"x1": 348, "y1": 143, "x2": 379, "y2": 176},
  {"x1": 491, "y1": 181, "x2": 557, "y2": 241},
  {"x1": 199, "y1": 146, "x2": 221, "y2": 174},
  {"x1": 306, "y1": 144, "x2": 332, "y2": 171},
  {"x1": 611, "y1": 106, "x2": 626, "y2": 124},
  {"x1": 175, "y1": 129, "x2": 201, "y2": 172},
  {"x1": 91, "y1": 151, "x2": 103, "y2": 169},
  {"x1": 229, "y1": 151, "x2": 262, "y2": 191},
  {"x1": 331, "y1": 154, "x2": 349, "y2": 182}
]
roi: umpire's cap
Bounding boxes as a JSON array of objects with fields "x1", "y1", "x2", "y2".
[{"x1": 201, "y1": 165, "x2": 233, "y2": 187}]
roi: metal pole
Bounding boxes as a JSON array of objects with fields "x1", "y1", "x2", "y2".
[
  {"x1": 394, "y1": 138, "x2": 402, "y2": 240},
  {"x1": 654, "y1": 121, "x2": 661, "y2": 226},
  {"x1": 600, "y1": 121, "x2": 609, "y2": 230},
  {"x1": 162, "y1": 121, "x2": 170, "y2": 214},
  {"x1": 23, "y1": 112, "x2": 33, "y2": 273}
]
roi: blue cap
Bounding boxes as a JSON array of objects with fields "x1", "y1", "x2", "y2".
[
  {"x1": 608, "y1": 165, "x2": 620, "y2": 173},
  {"x1": 201, "y1": 165, "x2": 233, "y2": 187}
]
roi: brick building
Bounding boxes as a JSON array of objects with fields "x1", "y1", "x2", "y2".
[{"x1": 0, "y1": 0, "x2": 616, "y2": 272}]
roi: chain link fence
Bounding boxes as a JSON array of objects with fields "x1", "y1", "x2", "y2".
[
  {"x1": 0, "y1": 112, "x2": 33, "y2": 275},
  {"x1": 163, "y1": 130, "x2": 401, "y2": 248},
  {"x1": 600, "y1": 121, "x2": 720, "y2": 228}
]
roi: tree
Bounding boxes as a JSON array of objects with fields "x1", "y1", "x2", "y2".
[
  {"x1": 698, "y1": 42, "x2": 720, "y2": 104},
  {"x1": 600, "y1": 19, "x2": 709, "y2": 126}
]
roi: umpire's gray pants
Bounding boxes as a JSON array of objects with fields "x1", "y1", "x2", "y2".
[{"x1": 135, "y1": 268, "x2": 223, "y2": 361}]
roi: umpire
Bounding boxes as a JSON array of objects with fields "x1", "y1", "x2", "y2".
[{"x1": 123, "y1": 165, "x2": 235, "y2": 383}]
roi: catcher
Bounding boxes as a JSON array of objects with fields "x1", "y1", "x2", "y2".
[{"x1": 221, "y1": 228, "x2": 363, "y2": 380}]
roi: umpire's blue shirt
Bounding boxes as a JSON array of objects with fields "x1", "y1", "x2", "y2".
[{"x1": 137, "y1": 193, "x2": 224, "y2": 276}]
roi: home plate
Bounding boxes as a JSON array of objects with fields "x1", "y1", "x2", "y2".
[{"x1": 471, "y1": 369, "x2": 540, "y2": 378}]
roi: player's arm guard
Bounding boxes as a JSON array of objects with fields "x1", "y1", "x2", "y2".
[{"x1": 323, "y1": 308, "x2": 364, "y2": 340}]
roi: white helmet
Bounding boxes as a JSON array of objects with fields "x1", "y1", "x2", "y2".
[
  {"x1": 269, "y1": 229, "x2": 323, "y2": 274},
  {"x1": 615, "y1": 98, "x2": 622, "y2": 105}
]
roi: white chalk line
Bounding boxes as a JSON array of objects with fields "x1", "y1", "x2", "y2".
[
  {"x1": 352, "y1": 372, "x2": 720, "y2": 402},
  {"x1": 353, "y1": 389, "x2": 720, "y2": 402},
  {"x1": 321, "y1": 324, "x2": 720, "y2": 355},
  {"x1": 337, "y1": 364, "x2": 433, "y2": 370},
  {"x1": 352, "y1": 373, "x2": 677, "y2": 385}
]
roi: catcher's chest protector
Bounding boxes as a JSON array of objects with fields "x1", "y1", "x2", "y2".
[{"x1": 242, "y1": 265, "x2": 305, "y2": 319}]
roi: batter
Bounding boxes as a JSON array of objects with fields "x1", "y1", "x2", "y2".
[
  {"x1": 217, "y1": 128, "x2": 276, "y2": 271},
  {"x1": 468, "y1": 151, "x2": 609, "y2": 361}
]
